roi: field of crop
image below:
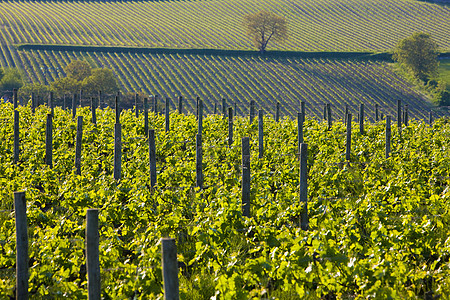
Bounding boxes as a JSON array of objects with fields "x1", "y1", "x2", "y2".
[
  {"x1": 440, "y1": 59, "x2": 450, "y2": 89},
  {"x1": 0, "y1": 0, "x2": 448, "y2": 52},
  {"x1": 0, "y1": 102, "x2": 449, "y2": 298},
  {"x1": 10, "y1": 49, "x2": 447, "y2": 120}
]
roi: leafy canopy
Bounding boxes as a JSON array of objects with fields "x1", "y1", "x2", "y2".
[
  {"x1": 64, "y1": 60, "x2": 92, "y2": 81},
  {"x1": 243, "y1": 10, "x2": 287, "y2": 54},
  {"x1": 393, "y1": 32, "x2": 439, "y2": 82},
  {"x1": 0, "y1": 68, "x2": 23, "y2": 92}
]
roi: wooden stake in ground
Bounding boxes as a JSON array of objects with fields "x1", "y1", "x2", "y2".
[
  {"x1": 113, "y1": 122, "x2": 122, "y2": 181},
  {"x1": 297, "y1": 112, "x2": 303, "y2": 153},
  {"x1": 241, "y1": 137, "x2": 251, "y2": 217},
  {"x1": 346, "y1": 113, "x2": 352, "y2": 161},
  {"x1": 149, "y1": 129, "x2": 157, "y2": 188},
  {"x1": 144, "y1": 98, "x2": 149, "y2": 136},
  {"x1": 135, "y1": 93, "x2": 139, "y2": 118},
  {"x1": 14, "y1": 110, "x2": 19, "y2": 164},
  {"x1": 258, "y1": 110, "x2": 264, "y2": 159},
  {"x1": 386, "y1": 115, "x2": 391, "y2": 159},
  {"x1": 75, "y1": 116, "x2": 83, "y2": 175},
  {"x1": 228, "y1": 107, "x2": 233, "y2": 146},
  {"x1": 14, "y1": 191, "x2": 28, "y2": 300},
  {"x1": 161, "y1": 238, "x2": 180, "y2": 300},
  {"x1": 276, "y1": 102, "x2": 280, "y2": 122},
  {"x1": 359, "y1": 103, "x2": 364, "y2": 135},
  {"x1": 165, "y1": 98, "x2": 170, "y2": 132},
  {"x1": 86, "y1": 209, "x2": 100, "y2": 300},
  {"x1": 196, "y1": 134, "x2": 203, "y2": 189},
  {"x1": 299, "y1": 143, "x2": 309, "y2": 231},
  {"x1": 45, "y1": 114, "x2": 53, "y2": 168}
]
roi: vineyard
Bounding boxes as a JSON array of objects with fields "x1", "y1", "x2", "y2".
[
  {"x1": 0, "y1": 0, "x2": 448, "y2": 52},
  {"x1": 6, "y1": 49, "x2": 448, "y2": 120},
  {"x1": 0, "y1": 0, "x2": 447, "y2": 119},
  {"x1": 1, "y1": 102, "x2": 449, "y2": 298}
]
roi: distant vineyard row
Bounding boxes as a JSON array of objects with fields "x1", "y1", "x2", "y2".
[
  {"x1": 5, "y1": 48, "x2": 446, "y2": 120},
  {"x1": 0, "y1": 0, "x2": 448, "y2": 52}
]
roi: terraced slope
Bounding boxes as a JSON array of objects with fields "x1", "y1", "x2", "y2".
[
  {"x1": 0, "y1": 0, "x2": 448, "y2": 52},
  {"x1": 16, "y1": 49, "x2": 443, "y2": 120}
]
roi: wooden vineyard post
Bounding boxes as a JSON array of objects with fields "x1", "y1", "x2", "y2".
[
  {"x1": 241, "y1": 137, "x2": 251, "y2": 217},
  {"x1": 115, "y1": 95, "x2": 120, "y2": 124},
  {"x1": 249, "y1": 100, "x2": 255, "y2": 124},
  {"x1": 114, "y1": 96, "x2": 122, "y2": 181},
  {"x1": 31, "y1": 92, "x2": 36, "y2": 113},
  {"x1": 91, "y1": 98, "x2": 97, "y2": 125},
  {"x1": 14, "y1": 191, "x2": 28, "y2": 300},
  {"x1": 380, "y1": 113, "x2": 384, "y2": 120},
  {"x1": 48, "y1": 91, "x2": 54, "y2": 116},
  {"x1": 299, "y1": 143, "x2": 309, "y2": 231},
  {"x1": 196, "y1": 134, "x2": 203, "y2": 189},
  {"x1": 234, "y1": 102, "x2": 237, "y2": 117},
  {"x1": 397, "y1": 99, "x2": 402, "y2": 133},
  {"x1": 75, "y1": 116, "x2": 83, "y2": 175},
  {"x1": 323, "y1": 104, "x2": 327, "y2": 121},
  {"x1": 258, "y1": 110, "x2": 263, "y2": 159},
  {"x1": 161, "y1": 238, "x2": 180, "y2": 300},
  {"x1": 404, "y1": 105, "x2": 409, "y2": 126},
  {"x1": 222, "y1": 98, "x2": 227, "y2": 120},
  {"x1": 276, "y1": 101, "x2": 280, "y2": 122},
  {"x1": 178, "y1": 96, "x2": 183, "y2": 115},
  {"x1": 346, "y1": 113, "x2": 352, "y2": 161},
  {"x1": 375, "y1": 104, "x2": 379, "y2": 122},
  {"x1": 149, "y1": 129, "x2": 157, "y2": 188},
  {"x1": 45, "y1": 114, "x2": 53, "y2": 168},
  {"x1": 14, "y1": 110, "x2": 19, "y2": 164},
  {"x1": 135, "y1": 93, "x2": 139, "y2": 118},
  {"x1": 327, "y1": 103, "x2": 332, "y2": 130},
  {"x1": 297, "y1": 112, "x2": 303, "y2": 154},
  {"x1": 344, "y1": 104, "x2": 349, "y2": 124},
  {"x1": 213, "y1": 101, "x2": 217, "y2": 114},
  {"x1": 359, "y1": 103, "x2": 364, "y2": 135},
  {"x1": 86, "y1": 209, "x2": 100, "y2": 300},
  {"x1": 301, "y1": 101, "x2": 305, "y2": 123},
  {"x1": 13, "y1": 88, "x2": 18, "y2": 109},
  {"x1": 198, "y1": 98, "x2": 203, "y2": 136},
  {"x1": 72, "y1": 93, "x2": 77, "y2": 119},
  {"x1": 228, "y1": 107, "x2": 233, "y2": 146},
  {"x1": 80, "y1": 90, "x2": 83, "y2": 107},
  {"x1": 429, "y1": 111, "x2": 433, "y2": 125},
  {"x1": 165, "y1": 98, "x2": 170, "y2": 133},
  {"x1": 386, "y1": 116, "x2": 391, "y2": 159},
  {"x1": 196, "y1": 97, "x2": 199, "y2": 120},
  {"x1": 144, "y1": 98, "x2": 149, "y2": 136}
]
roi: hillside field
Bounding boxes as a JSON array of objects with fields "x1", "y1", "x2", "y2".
[
  {"x1": 0, "y1": 0, "x2": 448, "y2": 51},
  {"x1": 13, "y1": 49, "x2": 445, "y2": 120},
  {"x1": 0, "y1": 0, "x2": 447, "y2": 119}
]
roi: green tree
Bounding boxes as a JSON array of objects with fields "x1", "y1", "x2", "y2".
[
  {"x1": 243, "y1": 10, "x2": 287, "y2": 54},
  {"x1": 393, "y1": 32, "x2": 439, "y2": 82},
  {"x1": 81, "y1": 68, "x2": 120, "y2": 94},
  {"x1": 50, "y1": 77, "x2": 81, "y2": 97},
  {"x1": 0, "y1": 68, "x2": 23, "y2": 91},
  {"x1": 64, "y1": 60, "x2": 92, "y2": 81}
]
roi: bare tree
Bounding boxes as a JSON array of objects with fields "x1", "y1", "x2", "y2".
[{"x1": 243, "y1": 10, "x2": 287, "y2": 54}]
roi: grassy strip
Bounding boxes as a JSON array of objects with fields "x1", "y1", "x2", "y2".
[{"x1": 16, "y1": 43, "x2": 394, "y2": 61}]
